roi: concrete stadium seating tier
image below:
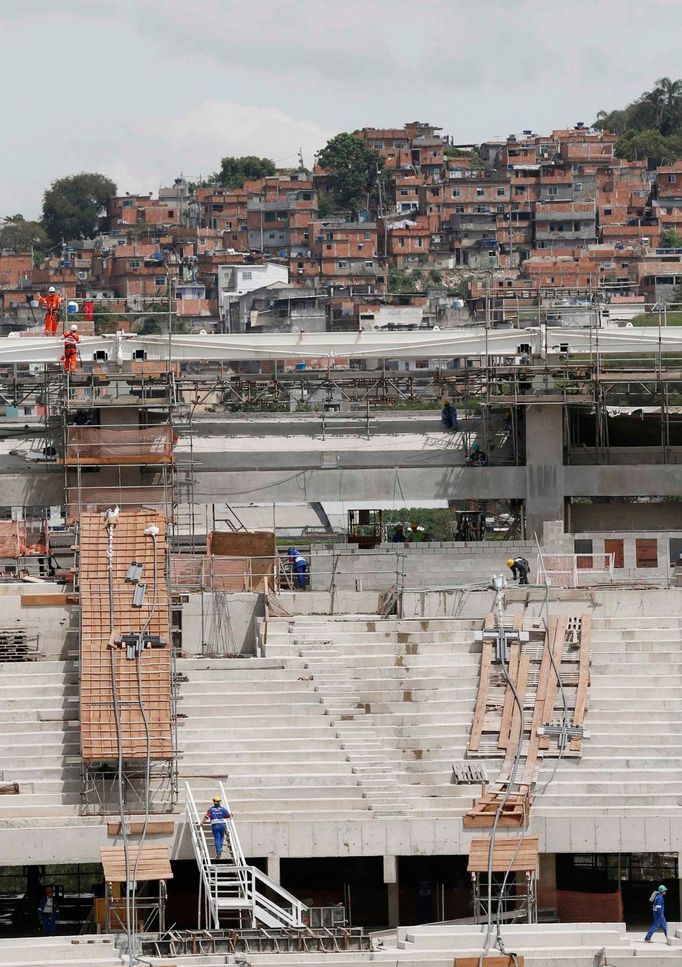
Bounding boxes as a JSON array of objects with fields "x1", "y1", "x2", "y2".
[{"x1": 1, "y1": 592, "x2": 682, "y2": 868}]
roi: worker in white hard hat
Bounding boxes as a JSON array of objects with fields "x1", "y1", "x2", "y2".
[
  {"x1": 62, "y1": 324, "x2": 80, "y2": 373},
  {"x1": 38, "y1": 286, "x2": 61, "y2": 336}
]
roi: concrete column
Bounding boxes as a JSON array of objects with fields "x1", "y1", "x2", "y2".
[
  {"x1": 539, "y1": 853, "x2": 557, "y2": 892},
  {"x1": 525, "y1": 405, "x2": 565, "y2": 540},
  {"x1": 267, "y1": 855, "x2": 280, "y2": 885},
  {"x1": 384, "y1": 855, "x2": 400, "y2": 927}
]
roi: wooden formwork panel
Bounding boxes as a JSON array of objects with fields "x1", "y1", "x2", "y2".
[
  {"x1": 79, "y1": 510, "x2": 173, "y2": 762},
  {"x1": 468, "y1": 835, "x2": 539, "y2": 873}
]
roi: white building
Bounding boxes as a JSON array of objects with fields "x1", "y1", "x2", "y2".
[{"x1": 218, "y1": 263, "x2": 289, "y2": 326}]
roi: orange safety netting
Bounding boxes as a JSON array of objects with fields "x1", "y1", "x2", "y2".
[
  {"x1": 66, "y1": 425, "x2": 173, "y2": 459},
  {"x1": 0, "y1": 520, "x2": 49, "y2": 558}
]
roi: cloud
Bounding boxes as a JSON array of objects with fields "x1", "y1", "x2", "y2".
[{"x1": 60, "y1": 100, "x2": 334, "y2": 200}]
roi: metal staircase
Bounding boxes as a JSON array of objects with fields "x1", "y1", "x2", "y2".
[{"x1": 185, "y1": 781, "x2": 306, "y2": 929}]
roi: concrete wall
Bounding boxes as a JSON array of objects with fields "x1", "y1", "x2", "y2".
[
  {"x1": 0, "y1": 586, "x2": 75, "y2": 659},
  {"x1": 571, "y1": 501, "x2": 682, "y2": 532},
  {"x1": 181, "y1": 591, "x2": 264, "y2": 656}
]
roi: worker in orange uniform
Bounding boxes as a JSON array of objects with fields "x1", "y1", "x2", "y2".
[
  {"x1": 62, "y1": 325, "x2": 80, "y2": 373},
  {"x1": 38, "y1": 286, "x2": 62, "y2": 336}
]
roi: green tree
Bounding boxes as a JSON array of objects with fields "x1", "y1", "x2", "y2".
[
  {"x1": 661, "y1": 229, "x2": 682, "y2": 248},
  {"x1": 615, "y1": 128, "x2": 681, "y2": 167},
  {"x1": 316, "y1": 133, "x2": 386, "y2": 215},
  {"x1": 0, "y1": 214, "x2": 49, "y2": 253},
  {"x1": 216, "y1": 156, "x2": 276, "y2": 189},
  {"x1": 42, "y1": 173, "x2": 117, "y2": 243}
]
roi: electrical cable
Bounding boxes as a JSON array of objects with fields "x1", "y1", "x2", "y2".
[
  {"x1": 480, "y1": 579, "x2": 527, "y2": 966},
  {"x1": 130, "y1": 527, "x2": 159, "y2": 948},
  {"x1": 105, "y1": 515, "x2": 134, "y2": 966}
]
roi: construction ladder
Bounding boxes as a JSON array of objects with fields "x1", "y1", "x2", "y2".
[{"x1": 184, "y1": 781, "x2": 306, "y2": 929}]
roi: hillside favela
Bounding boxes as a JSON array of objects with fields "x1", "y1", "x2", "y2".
[{"x1": 6, "y1": 10, "x2": 682, "y2": 967}]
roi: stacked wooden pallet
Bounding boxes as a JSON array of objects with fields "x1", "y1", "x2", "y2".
[
  {"x1": 463, "y1": 612, "x2": 591, "y2": 828},
  {"x1": 79, "y1": 510, "x2": 173, "y2": 762}
]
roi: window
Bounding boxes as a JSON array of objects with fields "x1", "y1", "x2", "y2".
[
  {"x1": 337, "y1": 260, "x2": 347, "y2": 268},
  {"x1": 668, "y1": 174, "x2": 677, "y2": 184},
  {"x1": 548, "y1": 186, "x2": 558, "y2": 196},
  {"x1": 123, "y1": 199, "x2": 133, "y2": 207},
  {"x1": 241, "y1": 271, "x2": 252, "y2": 280},
  {"x1": 23, "y1": 407, "x2": 32, "y2": 416},
  {"x1": 575, "y1": 182, "x2": 583, "y2": 191},
  {"x1": 212, "y1": 204, "x2": 223, "y2": 212},
  {"x1": 476, "y1": 188, "x2": 484, "y2": 196},
  {"x1": 326, "y1": 244, "x2": 332, "y2": 251},
  {"x1": 302, "y1": 192, "x2": 312, "y2": 200},
  {"x1": 603, "y1": 207, "x2": 612, "y2": 215},
  {"x1": 358, "y1": 243, "x2": 364, "y2": 250},
  {"x1": 416, "y1": 238, "x2": 423, "y2": 247},
  {"x1": 497, "y1": 188, "x2": 505, "y2": 196},
  {"x1": 264, "y1": 212, "x2": 276, "y2": 223},
  {"x1": 455, "y1": 205, "x2": 464, "y2": 213},
  {"x1": 364, "y1": 231, "x2": 371, "y2": 240},
  {"x1": 400, "y1": 188, "x2": 409, "y2": 196},
  {"x1": 303, "y1": 232, "x2": 310, "y2": 241},
  {"x1": 515, "y1": 186, "x2": 525, "y2": 195},
  {"x1": 129, "y1": 259, "x2": 140, "y2": 268},
  {"x1": 154, "y1": 276, "x2": 165, "y2": 286},
  {"x1": 365, "y1": 260, "x2": 373, "y2": 267},
  {"x1": 168, "y1": 210, "x2": 175, "y2": 218},
  {"x1": 399, "y1": 238, "x2": 405, "y2": 247},
  {"x1": 452, "y1": 189, "x2": 461, "y2": 197},
  {"x1": 394, "y1": 140, "x2": 406, "y2": 148},
  {"x1": 268, "y1": 232, "x2": 276, "y2": 239}
]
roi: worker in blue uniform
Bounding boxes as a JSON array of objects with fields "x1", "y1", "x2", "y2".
[
  {"x1": 644, "y1": 885, "x2": 672, "y2": 945},
  {"x1": 202, "y1": 795, "x2": 232, "y2": 860},
  {"x1": 288, "y1": 547, "x2": 309, "y2": 589}
]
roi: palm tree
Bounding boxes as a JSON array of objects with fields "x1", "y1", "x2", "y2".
[{"x1": 655, "y1": 77, "x2": 682, "y2": 132}]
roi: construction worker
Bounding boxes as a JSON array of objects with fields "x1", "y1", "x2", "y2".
[
  {"x1": 62, "y1": 325, "x2": 80, "y2": 373},
  {"x1": 465, "y1": 442, "x2": 488, "y2": 467},
  {"x1": 202, "y1": 795, "x2": 232, "y2": 860},
  {"x1": 37, "y1": 885, "x2": 58, "y2": 936},
  {"x1": 392, "y1": 524, "x2": 407, "y2": 543},
  {"x1": 287, "y1": 547, "x2": 309, "y2": 589},
  {"x1": 644, "y1": 885, "x2": 672, "y2": 945},
  {"x1": 507, "y1": 556, "x2": 530, "y2": 585},
  {"x1": 441, "y1": 401, "x2": 457, "y2": 430},
  {"x1": 38, "y1": 286, "x2": 62, "y2": 336}
]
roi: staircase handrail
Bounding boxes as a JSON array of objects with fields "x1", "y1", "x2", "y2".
[
  {"x1": 184, "y1": 781, "x2": 219, "y2": 927},
  {"x1": 219, "y1": 780, "x2": 246, "y2": 867},
  {"x1": 250, "y1": 864, "x2": 307, "y2": 926}
]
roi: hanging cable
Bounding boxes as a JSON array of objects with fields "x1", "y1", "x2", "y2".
[
  {"x1": 130, "y1": 524, "x2": 159, "y2": 945},
  {"x1": 104, "y1": 508, "x2": 134, "y2": 966},
  {"x1": 534, "y1": 578, "x2": 570, "y2": 797},
  {"x1": 480, "y1": 577, "x2": 527, "y2": 966}
]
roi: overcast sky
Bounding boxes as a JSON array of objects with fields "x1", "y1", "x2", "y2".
[{"x1": 1, "y1": 0, "x2": 681, "y2": 218}]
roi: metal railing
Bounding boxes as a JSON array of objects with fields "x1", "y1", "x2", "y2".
[
  {"x1": 184, "y1": 780, "x2": 306, "y2": 930},
  {"x1": 536, "y1": 551, "x2": 615, "y2": 588}
]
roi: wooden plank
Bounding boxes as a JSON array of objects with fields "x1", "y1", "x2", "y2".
[
  {"x1": 469, "y1": 620, "x2": 494, "y2": 753},
  {"x1": 508, "y1": 652, "x2": 529, "y2": 757},
  {"x1": 570, "y1": 613, "x2": 591, "y2": 752},
  {"x1": 467, "y1": 835, "x2": 539, "y2": 873},
  {"x1": 107, "y1": 820, "x2": 175, "y2": 836},
  {"x1": 100, "y1": 845, "x2": 173, "y2": 882},
  {"x1": 538, "y1": 616, "x2": 567, "y2": 751},
  {"x1": 21, "y1": 594, "x2": 75, "y2": 607},
  {"x1": 454, "y1": 957, "x2": 524, "y2": 967},
  {"x1": 498, "y1": 640, "x2": 520, "y2": 750}
]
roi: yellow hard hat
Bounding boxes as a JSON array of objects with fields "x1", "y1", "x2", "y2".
[
  {"x1": 212, "y1": 795, "x2": 221, "y2": 803},
  {"x1": 507, "y1": 559, "x2": 515, "y2": 567}
]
